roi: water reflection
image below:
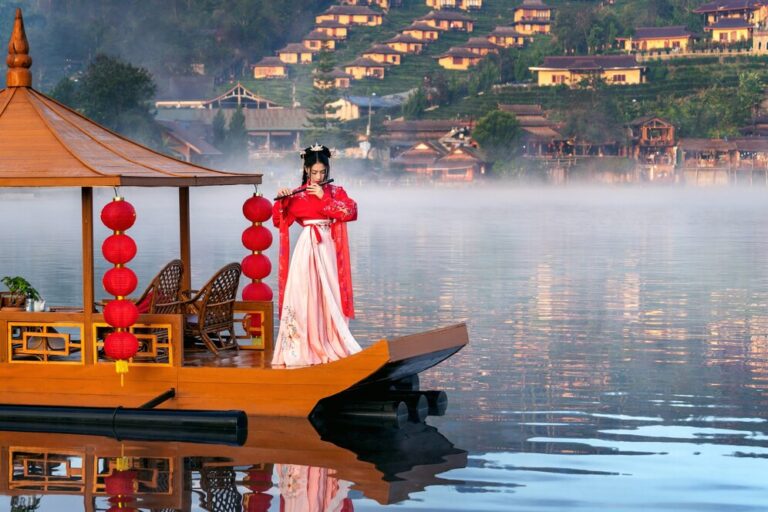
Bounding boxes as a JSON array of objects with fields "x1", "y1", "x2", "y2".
[{"x1": 0, "y1": 418, "x2": 465, "y2": 511}]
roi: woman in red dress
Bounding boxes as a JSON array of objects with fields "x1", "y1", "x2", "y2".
[{"x1": 271, "y1": 145, "x2": 361, "y2": 367}]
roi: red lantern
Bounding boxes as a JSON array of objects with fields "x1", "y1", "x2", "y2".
[
  {"x1": 103, "y1": 267, "x2": 138, "y2": 297},
  {"x1": 242, "y1": 225, "x2": 273, "y2": 252},
  {"x1": 105, "y1": 469, "x2": 137, "y2": 496},
  {"x1": 105, "y1": 331, "x2": 139, "y2": 361},
  {"x1": 242, "y1": 254, "x2": 271, "y2": 280},
  {"x1": 102, "y1": 234, "x2": 137, "y2": 265},
  {"x1": 242, "y1": 282, "x2": 273, "y2": 301},
  {"x1": 101, "y1": 200, "x2": 136, "y2": 232},
  {"x1": 103, "y1": 300, "x2": 139, "y2": 328},
  {"x1": 243, "y1": 195, "x2": 272, "y2": 223}
]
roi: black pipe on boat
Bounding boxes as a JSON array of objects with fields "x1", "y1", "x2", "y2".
[
  {"x1": 390, "y1": 393, "x2": 428, "y2": 422},
  {"x1": 0, "y1": 404, "x2": 248, "y2": 446},
  {"x1": 331, "y1": 400, "x2": 409, "y2": 429},
  {"x1": 140, "y1": 388, "x2": 176, "y2": 409}
]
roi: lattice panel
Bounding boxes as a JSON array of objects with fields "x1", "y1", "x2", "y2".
[
  {"x1": 9, "y1": 449, "x2": 85, "y2": 493},
  {"x1": 93, "y1": 457, "x2": 173, "y2": 496},
  {"x1": 7, "y1": 322, "x2": 83, "y2": 363},
  {"x1": 93, "y1": 322, "x2": 173, "y2": 366}
]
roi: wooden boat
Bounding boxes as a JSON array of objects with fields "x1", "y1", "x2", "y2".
[
  {"x1": 0, "y1": 416, "x2": 467, "y2": 508},
  {"x1": 0, "y1": 10, "x2": 468, "y2": 418}
]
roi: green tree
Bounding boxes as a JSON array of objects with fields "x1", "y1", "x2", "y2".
[
  {"x1": 402, "y1": 87, "x2": 427, "y2": 120},
  {"x1": 46, "y1": 54, "x2": 161, "y2": 148},
  {"x1": 472, "y1": 110, "x2": 521, "y2": 162},
  {"x1": 212, "y1": 109, "x2": 227, "y2": 150},
  {"x1": 226, "y1": 106, "x2": 249, "y2": 162},
  {"x1": 305, "y1": 50, "x2": 347, "y2": 146}
]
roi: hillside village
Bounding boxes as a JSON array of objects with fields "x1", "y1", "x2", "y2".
[{"x1": 148, "y1": 0, "x2": 768, "y2": 185}]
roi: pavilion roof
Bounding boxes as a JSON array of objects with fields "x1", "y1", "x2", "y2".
[{"x1": 0, "y1": 9, "x2": 261, "y2": 188}]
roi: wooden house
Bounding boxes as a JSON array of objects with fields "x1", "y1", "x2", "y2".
[
  {"x1": 200, "y1": 82, "x2": 279, "y2": 110},
  {"x1": 498, "y1": 104, "x2": 562, "y2": 157},
  {"x1": 344, "y1": 57, "x2": 386, "y2": 79},
  {"x1": 362, "y1": 44, "x2": 403, "y2": 65},
  {"x1": 512, "y1": 0, "x2": 555, "y2": 36},
  {"x1": 303, "y1": 29, "x2": 337, "y2": 51},
  {"x1": 627, "y1": 116, "x2": 676, "y2": 180},
  {"x1": 384, "y1": 33, "x2": 425, "y2": 54},
  {"x1": 392, "y1": 141, "x2": 448, "y2": 174},
  {"x1": 383, "y1": 119, "x2": 472, "y2": 149},
  {"x1": 252, "y1": 56, "x2": 287, "y2": 79},
  {"x1": 529, "y1": 55, "x2": 646, "y2": 87},
  {"x1": 437, "y1": 47, "x2": 483, "y2": 70},
  {"x1": 402, "y1": 21, "x2": 444, "y2": 41},
  {"x1": 417, "y1": 10, "x2": 475, "y2": 31},
  {"x1": 431, "y1": 146, "x2": 484, "y2": 181},
  {"x1": 157, "y1": 120, "x2": 224, "y2": 166},
  {"x1": 327, "y1": 94, "x2": 404, "y2": 121},
  {"x1": 316, "y1": 5, "x2": 383, "y2": 26},
  {"x1": 278, "y1": 43, "x2": 314, "y2": 64},
  {"x1": 461, "y1": 37, "x2": 499, "y2": 56},
  {"x1": 487, "y1": 26, "x2": 525, "y2": 48},
  {"x1": 312, "y1": 68, "x2": 354, "y2": 89},
  {"x1": 426, "y1": 0, "x2": 483, "y2": 10},
  {"x1": 678, "y1": 138, "x2": 736, "y2": 185},
  {"x1": 693, "y1": 0, "x2": 768, "y2": 27},
  {"x1": 617, "y1": 26, "x2": 693, "y2": 52},
  {"x1": 316, "y1": 19, "x2": 349, "y2": 40},
  {"x1": 705, "y1": 17, "x2": 753, "y2": 43}
]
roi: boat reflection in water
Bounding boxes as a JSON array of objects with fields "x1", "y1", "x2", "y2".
[{"x1": 0, "y1": 416, "x2": 466, "y2": 510}]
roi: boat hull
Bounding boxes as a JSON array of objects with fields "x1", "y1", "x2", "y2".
[{"x1": 0, "y1": 323, "x2": 468, "y2": 416}]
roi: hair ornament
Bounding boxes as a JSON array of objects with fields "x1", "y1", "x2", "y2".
[{"x1": 310, "y1": 142, "x2": 324, "y2": 152}]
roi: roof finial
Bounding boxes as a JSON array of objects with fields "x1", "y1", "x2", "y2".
[{"x1": 6, "y1": 8, "x2": 32, "y2": 88}]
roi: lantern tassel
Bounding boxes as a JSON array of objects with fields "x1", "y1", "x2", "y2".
[{"x1": 115, "y1": 359, "x2": 129, "y2": 386}]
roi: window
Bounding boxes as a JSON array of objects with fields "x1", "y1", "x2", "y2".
[
  {"x1": 453, "y1": 57, "x2": 464, "y2": 65},
  {"x1": 672, "y1": 41, "x2": 680, "y2": 48},
  {"x1": 612, "y1": 74, "x2": 626, "y2": 83},
  {"x1": 551, "y1": 75, "x2": 566, "y2": 84}
]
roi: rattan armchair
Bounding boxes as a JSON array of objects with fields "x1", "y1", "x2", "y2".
[
  {"x1": 135, "y1": 259, "x2": 185, "y2": 314},
  {"x1": 175, "y1": 262, "x2": 242, "y2": 355}
]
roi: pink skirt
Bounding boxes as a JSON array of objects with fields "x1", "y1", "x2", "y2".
[{"x1": 272, "y1": 220, "x2": 361, "y2": 367}]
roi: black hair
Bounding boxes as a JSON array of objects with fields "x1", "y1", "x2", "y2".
[{"x1": 301, "y1": 144, "x2": 331, "y2": 185}]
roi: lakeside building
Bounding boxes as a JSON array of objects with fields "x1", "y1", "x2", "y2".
[
  {"x1": 392, "y1": 141, "x2": 484, "y2": 181},
  {"x1": 362, "y1": 44, "x2": 403, "y2": 65},
  {"x1": 278, "y1": 43, "x2": 314, "y2": 64},
  {"x1": 155, "y1": 82, "x2": 279, "y2": 110},
  {"x1": 512, "y1": 0, "x2": 555, "y2": 36},
  {"x1": 417, "y1": 10, "x2": 475, "y2": 32},
  {"x1": 384, "y1": 34, "x2": 425, "y2": 54},
  {"x1": 252, "y1": 57, "x2": 287, "y2": 80},
  {"x1": 487, "y1": 26, "x2": 525, "y2": 48},
  {"x1": 316, "y1": 5, "x2": 384, "y2": 26},
  {"x1": 617, "y1": 26, "x2": 693, "y2": 52},
  {"x1": 498, "y1": 104, "x2": 563, "y2": 157},
  {"x1": 627, "y1": 116, "x2": 677, "y2": 181},
  {"x1": 157, "y1": 120, "x2": 224, "y2": 166},
  {"x1": 437, "y1": 47, "x2": 483, "y2": 70},
  {"x1": 529, "y1": 55, "x2": 646, "y2": 86}
]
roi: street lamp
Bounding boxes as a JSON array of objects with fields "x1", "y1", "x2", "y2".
[{"x1": 366, "y1": 92, "x2": 376, "y2": 138}]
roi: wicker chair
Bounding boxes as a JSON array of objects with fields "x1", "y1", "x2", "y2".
[
  {"x1": 177, "y1": 262, "x2": 241, "y2": 355},
  {"x1": 135, "y1": 259, "x2": 185, "y2": 314}
]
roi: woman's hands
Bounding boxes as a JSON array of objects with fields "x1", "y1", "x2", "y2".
[
  {"x1": 276, "y1": 187, "x2": 292, "y2": 199},
  {"x1": 306, "y1": 183, "x2": 324, "y2": 199}
]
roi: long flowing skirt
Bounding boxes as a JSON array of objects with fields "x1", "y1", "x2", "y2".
[{"x1": 272, "y1": 221, "x2": 361, "y2": 367}]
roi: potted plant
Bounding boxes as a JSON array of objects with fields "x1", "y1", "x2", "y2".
[{"x1": 1, "y1": 276, "x2": 42, "y2": 311}]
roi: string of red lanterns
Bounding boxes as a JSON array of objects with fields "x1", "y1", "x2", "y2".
[
  {"x1": 241, "y1": 192, "x2": 273, "y2": 301},
  {"x1": 104, "y1": 456, "x2": 138, "y2": 512},
  {"x1": 101, "y1": 196, "x2": 140, "y2": 386}
]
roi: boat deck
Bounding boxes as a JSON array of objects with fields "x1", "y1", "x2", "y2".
[{"x1": 183, "y1": 347, "x2": 273, "y2": 368}]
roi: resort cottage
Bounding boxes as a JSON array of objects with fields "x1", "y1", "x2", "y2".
[
  {"x1": 417, "y1": 10, "x2": 475, "y2": 32},
  {"x1": 425, "y1": 0, "x2": 483, "y2": 10},
  {"x1": 362, "y1": 44, "x2": 403, "y2": 65},
  {"x1": 344, "y1": 57, "x2": 387, "y2": 79},
  {"x1": 705, "y1": 17, "x2": 754, "y2": 43},
  {"x1": 487, "y1": 26, "x2": 525, "y2": 48},
  {"x1": 512, "y1": 0, "x2": 555, "y2": 36},
  {"x1": 303, "y1": 29, "x2": 337, "y2": 51},
  {"x1": 617, "y1": 26, "x2": 693, "y2": 52},
  {"x1": 529, "y1": 55, "x2": 646, "y2": 86},
  {"x1": 402, "y1": 21, "x2": 444, "y2": 41},
  {"x1": 315, "y1": 19, "x2": 350, "y2": 40},
  {"x1": 316, "y1": 5, "x2": 384, "y2": 26},
  {"x1": 384, "y1": 34, "x2": 425, "y2": 54},
  {"x1": 461, "y1": 37, "x2": 499, "y2": 56},
  {"x1": 437, "y1": 47, "x2": 483, "y2": 70},
  {"x1": 278, "y1": 43, "x2": 314, "y2": 64},
  {"x1": 252, "y1": 57, "x2": 287, "y2": 80}
]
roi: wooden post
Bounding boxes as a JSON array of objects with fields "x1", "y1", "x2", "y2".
[
  {"x1": 82, "y1": 187, "x2": 94, "y2": 364},
  {"x1": 179, "y1": 187, "x2": 191, "y2": 292}
]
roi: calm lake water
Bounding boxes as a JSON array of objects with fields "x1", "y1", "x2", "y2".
[{"x1": 1, "y1": 185, "x2": 768, "y2": 511}]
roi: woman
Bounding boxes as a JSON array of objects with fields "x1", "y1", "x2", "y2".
[{"x1": 271, "y1": 144, "x2": 361, "y2": 367}]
